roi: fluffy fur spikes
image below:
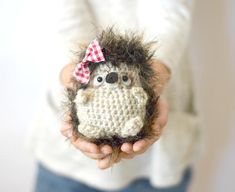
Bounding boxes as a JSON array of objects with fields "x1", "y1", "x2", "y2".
[{"x1": 64, "y1": 27, "x2": 159, "y2": 150}]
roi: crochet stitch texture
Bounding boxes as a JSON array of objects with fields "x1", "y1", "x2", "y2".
[{"x1": 75, "y1": 63, "x2": 148, "y2": 139}]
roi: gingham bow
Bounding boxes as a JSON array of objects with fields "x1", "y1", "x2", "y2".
[{"x1": 73, "y1": 39, "x2": 105, "y2": 84}]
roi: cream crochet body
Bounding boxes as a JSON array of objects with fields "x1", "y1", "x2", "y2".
[{"x1": 75, "y1": 63, "x2": 148, "y2": 138}]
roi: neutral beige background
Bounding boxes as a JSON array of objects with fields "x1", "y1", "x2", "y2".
[
  {"x1": 0, "y1": 0, "x2": 234, "y2": 191},
  {"x1": 189, "y1": 0, "x2": 235, "y2": 191}
]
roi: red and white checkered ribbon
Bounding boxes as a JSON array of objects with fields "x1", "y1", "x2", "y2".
[{"x1": 73, "y1": 39, "x2": 105, "y2": 84}]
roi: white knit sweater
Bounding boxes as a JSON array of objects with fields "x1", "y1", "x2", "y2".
[{"x1": 27, "y1": 0, "x2": 201, "y2": 190}]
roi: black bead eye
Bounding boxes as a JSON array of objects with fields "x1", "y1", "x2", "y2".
[
  {"x1": 97, "y1": 76, "x2": 103, "y2": 82},
  {"x1": 122, "y1": 75, "x2": 131, "y2": 86},
  {"x1": 93, "y1": 75, "x2": 104, "y2": 87},
  {"x1": 122, "y1": 75, "x2": 128, "y2": 82}
]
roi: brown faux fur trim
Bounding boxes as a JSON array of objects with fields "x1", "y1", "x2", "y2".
[{"x1": 63, "y1": 27, "x2": 159, "y2": 155}]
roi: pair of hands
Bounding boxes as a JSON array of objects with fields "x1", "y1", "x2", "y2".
[{"x1": 60, "y1": 60, "x2": 170, "y2": 169}]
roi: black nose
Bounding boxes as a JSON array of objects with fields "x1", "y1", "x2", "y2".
[{"x1": 106, "y1": 72, "x2": 118, "y2": 84}]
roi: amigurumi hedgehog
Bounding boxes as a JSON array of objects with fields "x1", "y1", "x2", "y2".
[{"x1": 65, "y1": 28, "x2": 159, "y2": 150}]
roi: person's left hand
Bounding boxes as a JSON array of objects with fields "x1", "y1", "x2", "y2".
[
  {"x1": 96, "y1": 60, "x2": 170, "y2": 169},
  {"x1": 96, "y1": 96, "x2": 169, "y2": 169}
]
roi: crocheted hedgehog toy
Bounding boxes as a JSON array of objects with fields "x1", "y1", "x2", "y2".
[{"x1": 65, "y1": 28, "x2": 159, "y2": 149}]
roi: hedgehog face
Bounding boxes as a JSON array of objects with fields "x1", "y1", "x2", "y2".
[
  {"x1": 75, "y1": 61, "x2": 149, "y2": 139},
  {"x1": 90, "y1": 62, "x2": 141, "y2": 90}
]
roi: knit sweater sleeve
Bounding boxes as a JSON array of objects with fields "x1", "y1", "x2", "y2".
[
  {"x1": 58, "y1": 0, "x2": 96, "y2": 44},
  {"x1": 137, "y1": 0, "x2": 194, "y2": 73},
  {"x1": 45, "y1": 0, "x2": 98, "y2": 111}
]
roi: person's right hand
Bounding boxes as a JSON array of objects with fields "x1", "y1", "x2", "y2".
[
  {"x1": 60, "y1": 63, "x2": 115, "y2": 166},
  {"x1": 61, "y1": 114, "x2": 115, "y2": 166}
]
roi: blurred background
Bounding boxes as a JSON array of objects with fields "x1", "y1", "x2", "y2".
[{"x1": 0, "y1": 0, "x2": 234, "y2": 191}]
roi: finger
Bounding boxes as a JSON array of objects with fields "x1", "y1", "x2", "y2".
[
  {"x1": 60, "y1": 63, "x2": 77, "y2": 88},
  {"x1": 121, "y1": 143, "x2": 133, "y2": 154},
  {"x1": 149, "y1": 124, "x2": 164, "y2": 142},
  {"x1": 133, "y1": 139, "x2": 149, "y2": 153},
  {"x1": 63, "y1": 114, "x2": 72, "y2": 122},
  {"x1": 72, "y1": 138, "x2": 99, "y2": 154},
  {"x1": 154, "y1": 97, "x2": 169, "y2": 130},
  {"x1": 61, "y1": 128, "x2": 73, "y2": 138},
  {"x1": 97, "y1": 155, "x2": 114, "y2": 169},
  {"x1": 60, "y1": 123, "x2": 73, "y2": 138},
  {"x1": 100, "y1": 145, "x2": 113, "y2": 155},
  {"x1": 83, "y1": 152, "x2": 108, "y2": 160},
  {"x1": 60, "y1": 121, "x2": 72, "y2": 131}
]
